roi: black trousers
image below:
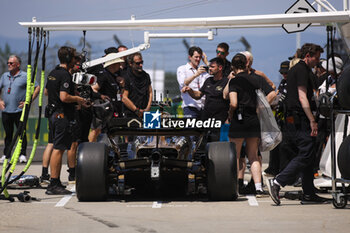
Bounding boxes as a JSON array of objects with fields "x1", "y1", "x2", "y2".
[
  {"x1": 314, "y1": 118, "x2": 331, "y2": 171},
  {"x1": 1, "y1": 112, "x2": 27, "y2": 156},
  {"x1": 275, "y1": 118, "x2": 316, "y2": 195},
  {"x1": 77, "y1": 108, "x2": 93, "y2": 143}
]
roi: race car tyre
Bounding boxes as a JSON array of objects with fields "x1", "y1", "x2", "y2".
[
  {"x1": 76, "y1": 142, "x2": 108, "y2": 201},
  {"x1": 207, "y1": 141, "x2": 238, "y2": 201}
]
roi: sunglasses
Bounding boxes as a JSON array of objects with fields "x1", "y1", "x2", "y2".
[
  {"x1": 216, "y1": 50, "x2": 226, "y2": 55},
  {"x1": 135, "y1": 61, "x2": 144, "y2": 65},
  {"x1": 7, "y1": 62, "x2": 16, "y2": 65}
]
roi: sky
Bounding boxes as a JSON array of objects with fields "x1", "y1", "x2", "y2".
[{"x1": 0, "y1": 0, "x2": 347, "y2": 85}]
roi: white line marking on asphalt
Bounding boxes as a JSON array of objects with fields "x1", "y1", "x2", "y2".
[
  {"x1": 55, "y1": 186, "x2": 75, "y2": 207},
  {"x1": 246, "y1": 195, "x2": 259, "y2": 206},
  {"x1": 152, "y1": 201, "x2": 162, "y2": 208}
]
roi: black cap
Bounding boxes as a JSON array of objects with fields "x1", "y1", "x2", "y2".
[
  {"x1": 279, "y1": 61, "x2": 289, "y2": 73},
  {"x1": 104, "y1": 47, "x2": 118, "y2": 55}
]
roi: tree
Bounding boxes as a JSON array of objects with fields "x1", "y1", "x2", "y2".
[
  {"x1": 164, "y1": 71, "x2": 180, "y2": 98},
  {"x1": 0, "y1": 43, "x2": 12, "y2": 75}
]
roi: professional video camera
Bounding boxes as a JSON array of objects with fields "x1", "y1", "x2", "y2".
[
  {"x1": 72, "y1": 71, "x2": 97, "y2": 86},
  {"x1": 71, "y1": 71, "x2": 98, "y2": 102}
]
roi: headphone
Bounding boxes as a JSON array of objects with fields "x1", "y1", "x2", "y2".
[{"x1": 63, "y1": 46, "x2": 75, "y2": 64}]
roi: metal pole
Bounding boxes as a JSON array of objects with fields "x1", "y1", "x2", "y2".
[
  {"x1": 314, "y1": 0, "x2": 336, "y2": 12},
  {"x1": 344, "y1": 0, "x2": 349, "y2": 11},
  {"x1": 19, "y1": 11, "x2": 350, "y2": 31},
  {"x1": 331, "y1": 109, "x2": 337, "y2": 192},
  {"x1": 296, "y1": 32, "x2": 301, "y2": 49}
]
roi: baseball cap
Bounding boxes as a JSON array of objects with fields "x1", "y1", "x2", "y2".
[
  {"x1": 279, "y1": 61, "x2": 290, "y2": 73},
  {"x1": 104, "y1": 47, "x2": 118, "y2": 55}
]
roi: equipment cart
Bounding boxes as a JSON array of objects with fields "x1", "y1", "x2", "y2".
[{"x1": 330, "y1": 109, "x2": 350, "y2": 209}]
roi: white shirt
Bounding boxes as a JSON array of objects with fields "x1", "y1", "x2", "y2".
[
  {"x1": 318, "y1": 77, "x2": 336, "y2": 95},
  {"x1": 177, "y1": 63, "x2": 209, "y2": 110}
]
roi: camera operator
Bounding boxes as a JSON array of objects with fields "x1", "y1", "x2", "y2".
[
  {"x1": 267, "y1": 43, "x2": 328, "y2": 205},
  {"x1": 88, "y1": 53, "x2": 124, "y2": 142},
  {"x1": 45, "y1": 46, "x2": 88, "y2": 195}
]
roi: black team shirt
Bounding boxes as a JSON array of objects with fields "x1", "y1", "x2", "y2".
[
  {"x1": 286, "y1": 60, "x2": 316, "y2": 113},
  {"x1": 46, "y1": 66, "x2": 75, "y2": 120},
  {"x1": 96, "y1": 68, "x2": 123, "y2": 116},
  {"x1": 222, "y1": 59, "x2": 231, "y2": 78},
  {"x1": 124, "y1": 69, "x2": 151, "y2": 116},
  {"x1": 96, "y1": 68, "x2": 121, "y2": 99},
  {"x1": 200, "y1": 76, "x2": 229, "y2": 123}
]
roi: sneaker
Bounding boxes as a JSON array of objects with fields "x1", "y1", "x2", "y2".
[
  {"x1": 19, "y1": 155, "x2": 27, "y2": 163},
  {"x1": 68, "y1": 174, "x2": 75, "y2": 184},
  {"x1": 40, "y1": 174, "x2": 51, "y2": 185},
  {"x1": 57, "y1": 180, "x2": 67, "y2": 189},
  {"x1": 300, "y1": 194, "x2": 331, "y2": 204},
  {"x1": 46, "y1": 184, "x2": 72, "y2": 195},
  {"x1": 292, "y1": 177, "x2": 302, "y2": 187},
  {"x1": 266, "y1": 178, "x2": 281, "y2": 205},
  {"x1": 67, "y1": 169, "x2": 76, "y2": 184},
  {"x1": 283, "y1": 191, "x2": 303, "y2": 200},
  {"x1": 255, "y1": 190, "x2": 268, "y2": 198},
  {"x1": 0, "y1": 155, "x2": 6, "y2": 164},
  {"x1": 239, "y1": 184, "x2": 255, "y2": 195}
]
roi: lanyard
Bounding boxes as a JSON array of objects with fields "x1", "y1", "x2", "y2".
[{"x1": 7, "y1": 75, "x2": 14, "y2": 94}]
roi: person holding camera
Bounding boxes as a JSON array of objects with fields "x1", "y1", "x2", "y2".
[
  {"x1": 177, "y1": 46, "x2": 209, "y2": 118},
  {"x1": 45, "y1": 46, "x2": 88, "y2": 195},
  {"x1": 0, "y1": 55, "x2": 40, "y2": 164},
  {"x1": 182, "y1": 57, "x2": 229, "y2": 141},
  {"x1": 267, "y1": 43, "x2": 328, "y2": 205},
  {"x1": 89, "y1": 53, "x2": 124, "y2": 142}
]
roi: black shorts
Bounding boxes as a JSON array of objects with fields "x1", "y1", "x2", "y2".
[
  {"x1": 228, "y1": 115, "x2": 260, "y2": 139},
  {"x1": 51, "y1": 113, "x2": 72, "y2": 150},
  {"x1": 48, "y1": 118, "x2": 54, "y2": 143}
]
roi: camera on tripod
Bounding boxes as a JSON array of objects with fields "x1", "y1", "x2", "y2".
[{"x1": 72, "y1": 72, "x2": 97, "y2": 86}]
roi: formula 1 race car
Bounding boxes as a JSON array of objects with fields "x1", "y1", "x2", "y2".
[{"x1": 75, "y1": 104, "x2": 237, "y2": 201}]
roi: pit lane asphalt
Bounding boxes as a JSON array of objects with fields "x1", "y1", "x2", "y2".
[{"x1": 0, "y1": 148, "x2": 349, "y2": 233}]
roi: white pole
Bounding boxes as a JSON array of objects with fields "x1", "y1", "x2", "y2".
[
  {"x1": 344, "y1": 0, "x2": 349, "y2": 11},
  {"x1": 314, "y1": 0, "x2": 335, "y2": 12},
  {"x1": 296, "y1": 32, "x2": 301, "y2": 49},
  {"x1": 19, "y1": 12, "x2": 350, "y2": 31}
]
